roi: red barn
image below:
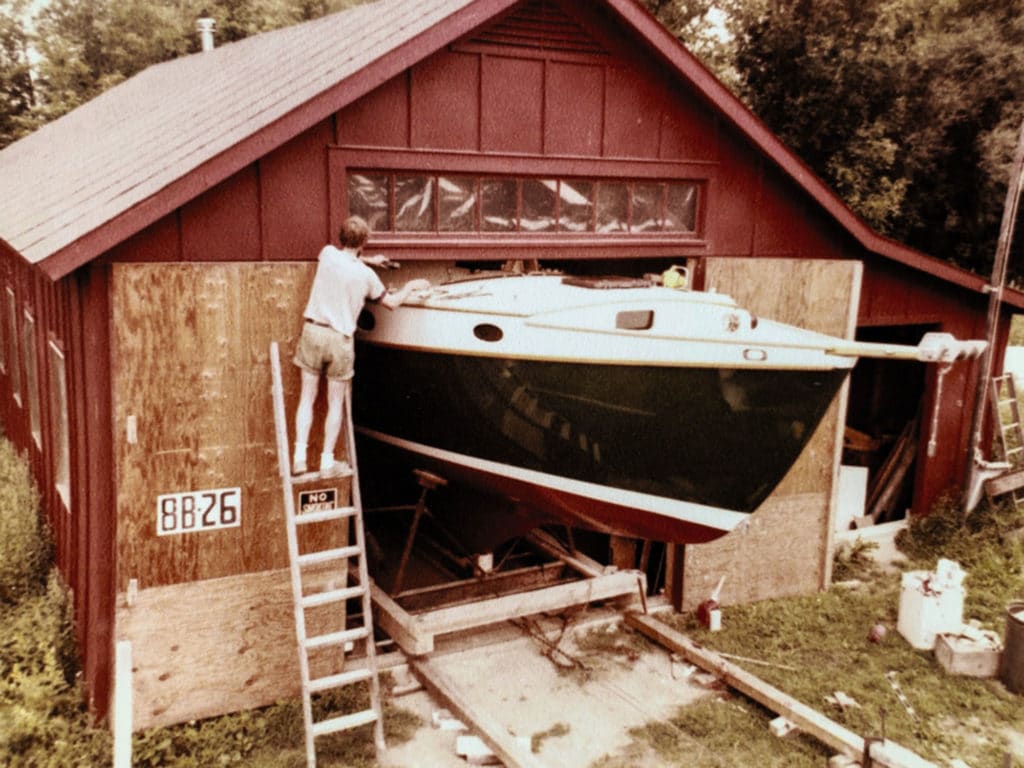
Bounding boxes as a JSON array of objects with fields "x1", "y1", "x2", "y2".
[{"x1": 0, "y1": 0, "x2": 1018, "y2": 726}]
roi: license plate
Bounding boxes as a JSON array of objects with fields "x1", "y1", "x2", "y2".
[{"x1": 156, "y1": 487, "x2": 241, "y2": 536}]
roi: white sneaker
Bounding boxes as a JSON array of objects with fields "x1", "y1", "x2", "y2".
[{"x1": 320, "y1": 460, "x2": 352, "y2": 478}]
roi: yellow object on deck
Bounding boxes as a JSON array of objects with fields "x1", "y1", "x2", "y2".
[{"x1": 662, "y1": 265, "x2": 688, "y2": 289}]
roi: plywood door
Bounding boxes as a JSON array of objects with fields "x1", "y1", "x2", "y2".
[
  {"x1": 111, "y1": 262, "x2": 318, "y2": 588},
  {"x1": 679, "y1": 258, "x2": 862, "y2": 608}
]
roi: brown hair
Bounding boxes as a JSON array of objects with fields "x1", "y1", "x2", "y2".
[{"x1": 338, "y1": 216, "x2": 370, "y2": 249}]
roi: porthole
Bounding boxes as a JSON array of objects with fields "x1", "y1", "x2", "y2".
[
  {"x1": 357, "y1": 309, "x2": 376, "y2": 332},
  {"x1": 743, "y1": 348, "x2": 768, "y2": 362},
  {"x1": 474, "y1": 323, "x2": 503, "y2": 342}
]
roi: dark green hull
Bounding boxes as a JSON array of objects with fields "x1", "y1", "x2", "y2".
[{"x1": 353, "y1": 344, "x2": 847, "y2": 541}]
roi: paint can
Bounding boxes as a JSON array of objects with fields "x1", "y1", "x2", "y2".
[{"x1": 999, "y1": 601, "x2": 1024, "y2": 694}]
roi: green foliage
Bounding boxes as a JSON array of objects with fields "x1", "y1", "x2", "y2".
[
  {"x1": 2, "y1": 0, "x2": 373, "y2": 147},
  {"x1": 655, "y1": 0, "x2": 1024, "y2": 281},
  {"x1": 0, "y1": 438, "x2": 48, "y2": 604},
  {"x1": 0, "y1": 571, "x2": 112, "y2": 767},
  {"x1": 0, "y1": 0, "x2": 34, "y2": 147}
]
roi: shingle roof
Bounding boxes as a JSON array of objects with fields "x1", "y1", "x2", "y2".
[
  {"x1": 0, "y1": 0, "x2": 504, "y2": 276},
  {"x1": 0, "y1": 0, "x2": 1008, "y2": 305}
]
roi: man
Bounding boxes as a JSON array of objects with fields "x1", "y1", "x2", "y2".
[{"x1": 292, "y1": 215, "x2": 430, "y2": 476}]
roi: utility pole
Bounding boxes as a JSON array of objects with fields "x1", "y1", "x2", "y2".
[{"x1": 963, "y1": 115, "x2": 1024, "y2": 520}]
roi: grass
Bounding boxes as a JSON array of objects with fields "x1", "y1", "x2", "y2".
[{"x1": 591, "y1": 496, "x2": 1024, "y2": 768}]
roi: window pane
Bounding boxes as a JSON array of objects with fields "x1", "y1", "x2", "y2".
[
  {"x1": 665, "y1": 183, "x2": 698, "y2": 232},
  {"x1": 48, "y1": 342, "x2": 70, "y2": 511},
  {"x1": 631, "y1": 183, "x2": 665, "y2": 232},
  {"x1": 348, "y1": 172, "x2": 391, "y2": 232},
  {"x1": 395, "y1": 175, "x2": 435, "y2": 231},
  {"x1": 557, "y1": 180, "x2": 594, "y2": 232},
  {"x1": 6, "y1": 288, "x2": 20, "y2": 403},
  {"x1": 481, "y1": 179, "x2": 518, "y2": 232},
  {"x1": 438, "y1": 176, "x2": 477, "y2": 232},
  {"x1": 23, "y1": 313, "x2": 40, "y2": 448},
  {"x1": 595, "y1": 182, "x2": 629, "y2": 233},
  {"x1": 521, "y1": 179, "x2": 557, "y2": 232}
]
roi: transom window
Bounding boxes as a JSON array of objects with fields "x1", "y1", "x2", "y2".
[{"x1": 349, "y1": 172, "x2": 698, "y2": 235}]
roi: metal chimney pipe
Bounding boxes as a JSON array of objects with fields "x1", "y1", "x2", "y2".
[{"x1": 196, "y1": 17, "x2": 216, "y2": 52}]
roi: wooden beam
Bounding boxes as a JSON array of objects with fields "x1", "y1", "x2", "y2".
[
  {"x1": 984, "y1": 467, "x2": 1024, "y2": 498},
  {"x1": 525, "y1": 530, "x2": 607, "y2": 578},
  {"x1": 412, "y1": 658, "x2": 546, "y2": 768},
  {"x1": 417, "y1": 570, "x2": 643, "y2": 637},
  {"x1": 395, "y1": 563, "x2": 573, "y2": 612},
  {"x1": 369, "y1": 581, "x2": 434, "y2": 656},
  {"x1": 625, "y1": 613, "x2": 939, "y2": 768}
]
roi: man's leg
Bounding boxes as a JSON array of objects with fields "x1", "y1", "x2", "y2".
[
  {"x1": 293, "y1": 370, "x2": 320, "y2": 474},
  {"x1": 320, "y1": 377, "x2": 346, "y2": 473}
]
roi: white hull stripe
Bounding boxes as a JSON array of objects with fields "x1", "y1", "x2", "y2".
[{"x1": 357, "y1": 427, "x2": 748, "y2": 533}]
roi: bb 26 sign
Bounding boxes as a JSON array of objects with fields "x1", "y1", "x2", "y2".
[{"x1": 156, "y1": 487, "x2": 241, "y2": 536}]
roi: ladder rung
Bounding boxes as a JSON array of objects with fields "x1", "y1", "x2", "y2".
[
  {"x1": 309, "y1": 668, "x2": 373, "y2": 693},
  {"x1": 301, "y1": 585, "x2": 365, "y2": 609},
  {"x1": 297, "y1": 545, "x2": 362, "y2": 567},
  {"x1": 295, "y1": 506, "x2": 357, "y2": 525},
  {"x1": 311, "y1": 708, "x2": 378, "y2": 737},
  {"x1": 305, "y1": 625, "x2": 369, "y2": 651}
]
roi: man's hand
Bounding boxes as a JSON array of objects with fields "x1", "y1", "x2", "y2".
[{"x1": 361, "y1": 253, "x2": 399, "y2": 269}]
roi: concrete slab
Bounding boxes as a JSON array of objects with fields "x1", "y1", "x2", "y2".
[{"x1": 382, "y1": 611, "x2": 709, "y2": 768}]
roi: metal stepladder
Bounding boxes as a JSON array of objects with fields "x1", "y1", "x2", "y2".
[
  {"x1": 990, "y1": 373, "x2": 1024, "y2": 508},
  {"x1": 269, "y1": 342, "x2": 385, "y2": 767}
]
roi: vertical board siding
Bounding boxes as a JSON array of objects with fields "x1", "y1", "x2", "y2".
[
  {"x1": 544, "y1": 61, "x2": 604, "y2": 156},
  {"x1": 181, "y1": 166, "x2": 262, "y2": 262},
  {"x1": 480, "y1": 55, "x2": 545, "y2": 153},
  {"x1": 410, "y1": 50, "x2": 481, "y2": 150}
]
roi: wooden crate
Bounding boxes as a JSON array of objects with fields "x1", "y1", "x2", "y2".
[{"x1": 935, "y1": 633, "x2": 1001, "y2": 678}]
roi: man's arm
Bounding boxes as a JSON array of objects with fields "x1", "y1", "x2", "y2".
[{"x1": 380, "y1": 278, "x2": 431, "y2": 309}]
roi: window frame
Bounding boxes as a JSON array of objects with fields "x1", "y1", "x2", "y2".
[
  {"x1": 6, "y1": 286, "x2": 21, "y2": 407},
  {"x1": 330, "y1": 148, "x2": 711, "y2": 260}
]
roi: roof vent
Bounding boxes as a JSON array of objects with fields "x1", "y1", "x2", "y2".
[{"x1": 196, "y1": 17, "x2": 216, "y2": 52}]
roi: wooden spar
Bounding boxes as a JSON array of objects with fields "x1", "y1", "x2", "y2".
[
  {"x1": 826, "y1": 334, "x2": 987, "y2": 362},
  {"x1": 625, "y1": 613, "x2": 940, "y2": 768},
  {"x1": 964, "y1": 115, "x2": 1024, "y2": 518}
]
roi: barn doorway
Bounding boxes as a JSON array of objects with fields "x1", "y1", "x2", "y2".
[{"x1": 843, "y1": 324, "x2": 934, "y2": 523}]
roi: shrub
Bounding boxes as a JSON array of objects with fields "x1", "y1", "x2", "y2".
[{"x1": 0, "y1": 440, "x2": 48, "y2": 604}]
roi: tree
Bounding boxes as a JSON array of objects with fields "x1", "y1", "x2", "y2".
[
  {"x1": 651, "y1": 0, "x2": 1024, "y2": 279},
  {"x1": 0, "y1": 0, "x2": 34, "y2": 147},
  {"x1": 3, "y1": 0, "x2": 369, "y2": 148}
]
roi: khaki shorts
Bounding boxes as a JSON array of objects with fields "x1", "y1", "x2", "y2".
[{"x1": 293, "y1": 322, "x2": 355, "y2": 381}]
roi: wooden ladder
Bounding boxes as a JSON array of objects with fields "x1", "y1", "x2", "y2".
[
  {"x1": 269, "y1": 342, "x2": 385, "y2": 768},
  {"x1": 990, "y1": 373, "x2": 1024, "y2": 508}
]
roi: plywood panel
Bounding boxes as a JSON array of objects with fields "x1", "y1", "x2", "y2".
[
  {"x1": 680, "y1": 258, "x2": 861, "y2": 608},
  {"x1": 112, "y1": 263, "x2": 325, "y2": 589}
]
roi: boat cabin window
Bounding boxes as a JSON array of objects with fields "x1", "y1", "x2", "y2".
[
  {"x1": 349, "y1": 172, "x2": 698, "y2": 236},
  {"x1": 473, "y1": 324, "x2": 504, "y2": 342},
  {"x1": 616, "y1": 310, "x2": 654, "y2": 331}
]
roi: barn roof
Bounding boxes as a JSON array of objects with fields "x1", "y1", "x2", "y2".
[{"x1": 0, "y1": 0, "x2": 1013, "y2": 306}]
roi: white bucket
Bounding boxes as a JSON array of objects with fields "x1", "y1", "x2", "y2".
[{"x1": 897, "y1": 569, "x2": 965, "y2": 650}]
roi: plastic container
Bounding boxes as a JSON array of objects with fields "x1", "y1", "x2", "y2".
[
  {"x1": 896, "y1": 569, "x2": 964, "y2": 650},
  {"x1": 1000, "y1": 601, "x2": 1024, "y2": 694}
]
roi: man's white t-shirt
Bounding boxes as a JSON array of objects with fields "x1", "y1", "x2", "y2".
[{"x1": 302, "y1": 245, "x2": 386, "y2": 336}]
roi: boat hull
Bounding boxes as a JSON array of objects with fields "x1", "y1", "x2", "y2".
[{"x1": 352, "y1": 345, "x2": 848, "y2": 543}]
